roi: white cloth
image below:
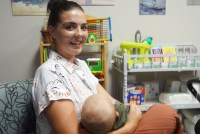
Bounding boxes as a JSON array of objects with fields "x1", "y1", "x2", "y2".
[{"x1": 32, "y1": 50, "x2": 98, "y2": 134}]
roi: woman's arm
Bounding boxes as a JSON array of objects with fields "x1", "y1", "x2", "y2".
[
  {"x1": 44, "y1": 99, "x2": 79, "y2": 134},
  {"x1": 96, "y1": 83, "x2": 117, "y2": 104}
]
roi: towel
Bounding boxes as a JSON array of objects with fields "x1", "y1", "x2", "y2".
[{"x1": 113, "y1": 101, "x2": 130, "y2": 130}]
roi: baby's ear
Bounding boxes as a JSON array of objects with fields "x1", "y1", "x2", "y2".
[{"x1": 116, "y1": 111, "x2": 119, "y2": 117}]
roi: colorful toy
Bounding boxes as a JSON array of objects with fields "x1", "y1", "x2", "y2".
[
  {"x1": 126, "y1": 86, "x2": 146, "y2": 105},
  {"x1": 87, "y1": 33, "x2": 97, "y2": 43},
  {"x1": 86, "y1": 58, "x2": 103, "y2": 78},
  {"x1": 87, "y1": 17, "x2": 112, "y2": 42},
  {"x1": 86, "y1": 58, "x2": 102, "y2": 73},
  {"x1": 120, "y1": 37, "x2": 154, "y2": 68}
]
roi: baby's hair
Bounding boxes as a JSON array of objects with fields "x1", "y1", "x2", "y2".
[
  {"x1": 47, "y1": 0, "x2": 84, "y2": 27},
  {"x1": 81, "y1": 94, "x2": 117, "y2": 134}
]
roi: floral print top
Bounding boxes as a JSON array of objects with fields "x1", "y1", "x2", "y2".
[{"x1": 32, "y1": 50, "x2": 98, "y2": 134}]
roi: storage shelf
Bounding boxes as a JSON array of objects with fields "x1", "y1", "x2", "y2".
[
  {"x1": 43, "y1": 43, "x2": 51, "y2": 47},
  {"x1": 99, "y1": 78, "x2": 105, "y2": 82},
  {"x1": 42, "y1": 42, "x2": 104, "y2": 47},
  {"x1": 113, "y1": 55, "x2": 200, "y2": 72},
  {"x1": 113, "y1": 44, "x2": 200, "y2": 72},
  {"x1": 85, "y1": 42, "x2": 104, "y2": 46},
  {"x1": 138, "y1": 100, "x2": 200, "y2": 111},
  {"x1": 113, "y1": 44, "x2": 200, "y2": 111},
  {"x1": 81, "y1": 52, "x2": 102, "y2": 55},
  {"x1": 114, "y1": 66, "x2": 200, "y2": 73},
  {"x1": 128, "y1": 68, "x2": 200, "y2": 72}
]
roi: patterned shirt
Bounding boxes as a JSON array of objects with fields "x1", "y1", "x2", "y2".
[{"x1": 32, "y1": 50, "x2": 98, "y2": 134}]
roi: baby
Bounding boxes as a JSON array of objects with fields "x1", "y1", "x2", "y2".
[
  {"x1": 81, "y1": 94, "x2": 184, "y2": 134},
  {"x1": 81, "y1": 94, "x2": 129, "y2": 134}
]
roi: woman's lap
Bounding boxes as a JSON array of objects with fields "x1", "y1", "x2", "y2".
[{"x1": 134, "y1": 103, "x2": 183, "y2": 134}]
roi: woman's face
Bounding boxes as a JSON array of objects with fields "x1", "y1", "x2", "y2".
[{"x1": 50, "y1": 9, "x2": 88, "y2": 61}]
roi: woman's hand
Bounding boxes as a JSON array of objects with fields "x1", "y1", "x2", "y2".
[{"x1": 126, "y1": 104, "x2": 142, "y2": 131}]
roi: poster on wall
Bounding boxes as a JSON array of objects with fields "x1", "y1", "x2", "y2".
[
  {"x1": 139, "y1": 0, "x2": 166, "y2": 15},
  {"x1": 11, "y1": 0, "x2": 115, "y2": 16},
  {"x1": 187, "y1": 0, "x2": 200, "y2": 5},
  {"x1": 71, "y1": 0, "x2": 115, "y2": 5}
]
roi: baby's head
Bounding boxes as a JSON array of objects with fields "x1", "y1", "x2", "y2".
[{"x1": 81, "y1": 94, "x2": 117, "y2": 134}]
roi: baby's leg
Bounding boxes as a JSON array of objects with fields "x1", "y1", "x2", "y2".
[{"x1": 133, "y1": 103, "x2": 183, "y2": 134}]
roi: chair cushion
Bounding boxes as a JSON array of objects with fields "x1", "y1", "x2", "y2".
[{"x1": 0, "y1": 79, "x2": 36, "y2": 134}]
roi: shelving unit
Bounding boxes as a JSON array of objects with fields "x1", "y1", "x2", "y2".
[
  {"x1": 138, "y1": 99, "x2": 200, "y2": 111},
  {"x1": 39, "y1": 41, "x2": 51, "y2": 64},
  {"x1": 78, "y1": 42, "x2": 108, "y2": 89},
  {"x1": 113, "y1": 44, "x2": 200, "y2": 111}
]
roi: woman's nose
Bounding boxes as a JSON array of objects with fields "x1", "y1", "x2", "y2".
[{"x1": 75, "y1": 27, "x2": 83, "y2": 36}]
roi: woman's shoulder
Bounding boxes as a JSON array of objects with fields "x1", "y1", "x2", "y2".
[{"x1": 35, "y1": 59, "x2": 57, "y2": 75}]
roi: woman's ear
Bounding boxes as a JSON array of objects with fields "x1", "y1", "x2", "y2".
[{"x1": 48, "y1": 25, "x2": 56, "y2": 38}]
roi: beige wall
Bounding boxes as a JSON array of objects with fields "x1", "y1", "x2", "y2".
[{"x1": 0, "y1": 0, "x2": 200, "y2": 94}]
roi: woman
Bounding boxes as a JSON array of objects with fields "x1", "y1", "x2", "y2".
[
  {"x1": 32, "y1": 0, "x2": 183, "y2": 134},
  {"x1": 32, "y1": 0, "x2": 140, "y2": 133}
]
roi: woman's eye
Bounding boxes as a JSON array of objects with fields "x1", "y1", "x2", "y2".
[
  {"x1": 81, "y1": 25, "x2": 88, "y2": 31},
  {"x1": 65, "y1": 25, "x2": 76, "y2": 30}
]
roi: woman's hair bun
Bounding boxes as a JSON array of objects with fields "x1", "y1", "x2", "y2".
[{"x1": 47, "y1": 0, "x2": 67, "y2": 13}]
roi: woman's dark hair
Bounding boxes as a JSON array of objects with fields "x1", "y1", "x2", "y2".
[{"x1": 47, "y1": 0, "x2": 84, "y2": 27}]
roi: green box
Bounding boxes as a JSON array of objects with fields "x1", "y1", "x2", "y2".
[{"x1": 86, "y1": 58, "x2": 102, "y2": 73}]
